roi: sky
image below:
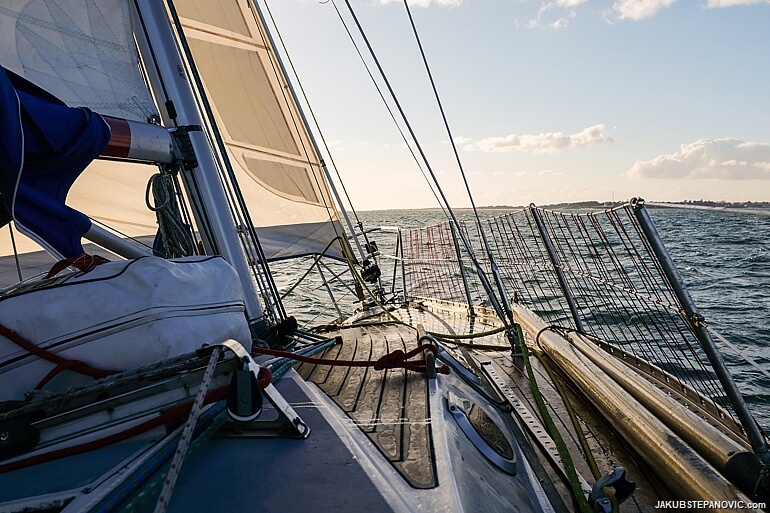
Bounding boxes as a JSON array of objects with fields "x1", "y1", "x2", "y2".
[{"x1": 263, "y1": 0, "x2": 770, "y2": 210}]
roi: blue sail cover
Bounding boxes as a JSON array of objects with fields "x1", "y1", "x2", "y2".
[{"x1": 0, "y1": 65, "x2": 110, "y2": 259}]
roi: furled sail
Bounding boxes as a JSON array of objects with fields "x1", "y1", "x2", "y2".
[
  {"x1": 172, "y1": 0, "x2": 347, "y2": 261},
  {"x1": 0, "y1": 66, "x2": 111, "y2": 258},
  {"x1": 0, "y1": 0, "x2": 161, "y2": 271}
]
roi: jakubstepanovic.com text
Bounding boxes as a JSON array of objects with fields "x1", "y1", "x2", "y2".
[{"x1": 656, "y1": 500, "x2": 766, "y2": 510}]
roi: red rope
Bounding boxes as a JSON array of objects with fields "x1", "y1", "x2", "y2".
[
  {"x1": 252, "y1": 343, "x2": 450, "y2": 375},
  {"x1": 45, "y1": 253, "x2": 109, "y2": 279},
  {"x1": 0, "y1": 323, "x2": 119, "y2": 388}
]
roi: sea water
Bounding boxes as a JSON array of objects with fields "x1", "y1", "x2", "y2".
[{"x1": 273, "y1": 207, "x2": 770, "y2": 430}]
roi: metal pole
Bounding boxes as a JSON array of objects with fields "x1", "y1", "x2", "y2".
[
  {"x1": 529, "y1": 204, "x2": 585, "y2": 334},
  {"x1": 390, "y1": 231, "x2": 401, "y2": 296},
  {"x1": 399, "y1": 230, "x2": 408, "y2": 301},
  {"x1": 131, "y1": 0, "x2": 264, "y2": 321},
  {"x1": 84, "y1": 225, "x2": 151, "y2": 259},
  {"x1": 630, "y1": 198, "x2": 768, "y2": 457},
  {"x1": 449, "y1": 221, "x2": 475, "y2": 317}
]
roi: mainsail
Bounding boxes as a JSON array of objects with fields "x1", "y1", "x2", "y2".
[{"x1": 172, "y1": 0, "x2": 347, "y2": 261}]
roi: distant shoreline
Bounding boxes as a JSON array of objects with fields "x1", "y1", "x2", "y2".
[
  {"x1": 478, "y1": 200, "x2": 770, "y2": 210},
  {"x1": 360, "y1": 200, "x2": 770, "y2": 213},
  {"x1": 645, "y1": 202, "x2": 770, "y2": 217}
]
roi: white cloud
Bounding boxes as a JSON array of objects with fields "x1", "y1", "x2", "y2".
[
  {"x1": 627, "y1": 138, "x2": 770, "y2": 179},
  {"x1": 612, "y1": 0, "x2": 678, "y2": 20},
  {"x1": 521, "y1": 0, "x2": 581, "y2": 29},
  {"x1": 549, "y1": 18, "x2": 570, "y2": 29},
  {"x1": 517, "y1": 0, "x2": 765, "y2": 27},
  {"x1": 460, "y1": 124, "x2": 613, "y2": 153},
  {"x1": 557, "y1": 0, "x2": 590, "y2": 6},
  {"x1": 706, "y1": 0, "x2": 770, "y2": 6}
]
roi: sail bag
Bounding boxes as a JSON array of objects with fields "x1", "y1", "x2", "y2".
[{"x1": 0, "y1": 256, "x2": 251, "y2": 401}]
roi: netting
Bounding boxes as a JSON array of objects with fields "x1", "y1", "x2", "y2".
[{"x1": 399, "y1": 203, "x2": 733, "y2": 418}]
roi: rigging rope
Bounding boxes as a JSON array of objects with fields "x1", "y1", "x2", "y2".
[
  {"x1": 401, "y1": 0, "x2": 515, "y2": 328},
  {"x1": 337, "y1": 0, "x2": 511, "y2": 330},
  {"x1": 518, "y1": 324, "x2": 593, "y2": 513},
  {"x1": 7, "y1": 223, "x2": 22, "y2": 282},
  {"x1": 0, "y1": 322, "x2": 118, "y2": 389},
  {"x1": 164, "y1": 1, "x2": 285, "y2": 322},
  {"x1": 325, "y1": 0, "x2": 447, "y2": 217},
  {"x1": 535, "y1": 326, "x2": 602, "y2": 481},
  {"x1": 153, "y1": 347, "x2": 222, "y2": 513},
  {"x1": 146, "y1": 172, "x2": 195, "y2": 258},
  {"x1": 280, "y1": 237, "x2": 343, "y2": 300}
]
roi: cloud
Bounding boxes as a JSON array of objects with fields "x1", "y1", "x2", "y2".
[
  {"x1": 612, "y1": 0, "x2": 678, "y2": 20},
  {"x1": 516, "y1": 0, "x2": 764, "y2": 27},
  {"x1": 557, "y1": 0, "x2": 590, "y2": 6},
  {"x1": 706, "y1": 0, "x2": 770, "y2": 6},
  {"x1": 460, "y1": 124, "x2": 613, "y2": 153},
  {"x1": 627, "y1": 138, "x2": 770, "y2": 179},
  {"x1": 521, "y1": 0, "x2": 582, "y2": 29}
]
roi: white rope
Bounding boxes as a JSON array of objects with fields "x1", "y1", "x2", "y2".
[{"x1": 153, "y1": 346, "x2": 222, "y2": 513}]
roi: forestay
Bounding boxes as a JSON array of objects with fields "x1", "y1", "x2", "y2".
[{"x1": 173, "y1": 0, "x2": 347, "y2": 261}]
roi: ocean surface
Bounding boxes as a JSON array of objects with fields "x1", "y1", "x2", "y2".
[{"x1": 274, "y1": 206, "x2": 770, "y2": 430}]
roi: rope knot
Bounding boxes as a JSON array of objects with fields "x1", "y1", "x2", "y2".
[
  {"x1": 373, "y1": 349, "x2": 407, "y2": 371},
  {"x1": 46, "y1": 253, "x2": 109, "y2": 279}
]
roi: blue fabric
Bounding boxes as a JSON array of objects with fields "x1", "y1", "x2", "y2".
[{"x1": 0, "y1": 66, "x2": 110, "y2": 258}]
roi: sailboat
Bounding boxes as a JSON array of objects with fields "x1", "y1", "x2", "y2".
[{"x1": 0, "y1": 1, "x2": 767, "y2": 512}]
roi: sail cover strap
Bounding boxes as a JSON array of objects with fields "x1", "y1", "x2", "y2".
[{"x1": 0, "y1": 65, "x2": 110, "y2": 258}]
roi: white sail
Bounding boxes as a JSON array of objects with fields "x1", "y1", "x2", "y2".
[
  {"x1": 0, "y1": 0, "x2": 157, "y2": 121},
  {"x1": 0, "y1": 0, "x2": 160, "y2": 269},
  {"x1": 173, "y1": 0, "x2": 348, "y2": 261}
]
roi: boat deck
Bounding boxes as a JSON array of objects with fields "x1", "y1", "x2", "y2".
[
  {"x1": 158, "y1": 375, "x2": 398, "y2": 513},
  {"x1": 0, "y1": 370, "x2": 398, "y2": 513},
  {"x1": 329, "y1": 300, "x2": 677, "y2": 512},
  {"x1": 0, "y1": 299, "x2": 738, "y2": 512},
  {"x1": 296, "y1": 323, "x2": 436, "y2": 489}
]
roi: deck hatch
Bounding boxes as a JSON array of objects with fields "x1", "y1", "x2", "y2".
[{"x1": 446, "y1": 391, "x2": 516, "y2": 475}]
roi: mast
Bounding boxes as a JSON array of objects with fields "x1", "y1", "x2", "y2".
[{"x1": 130, "y1": 0, "x2": 265, "y2": 322}]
